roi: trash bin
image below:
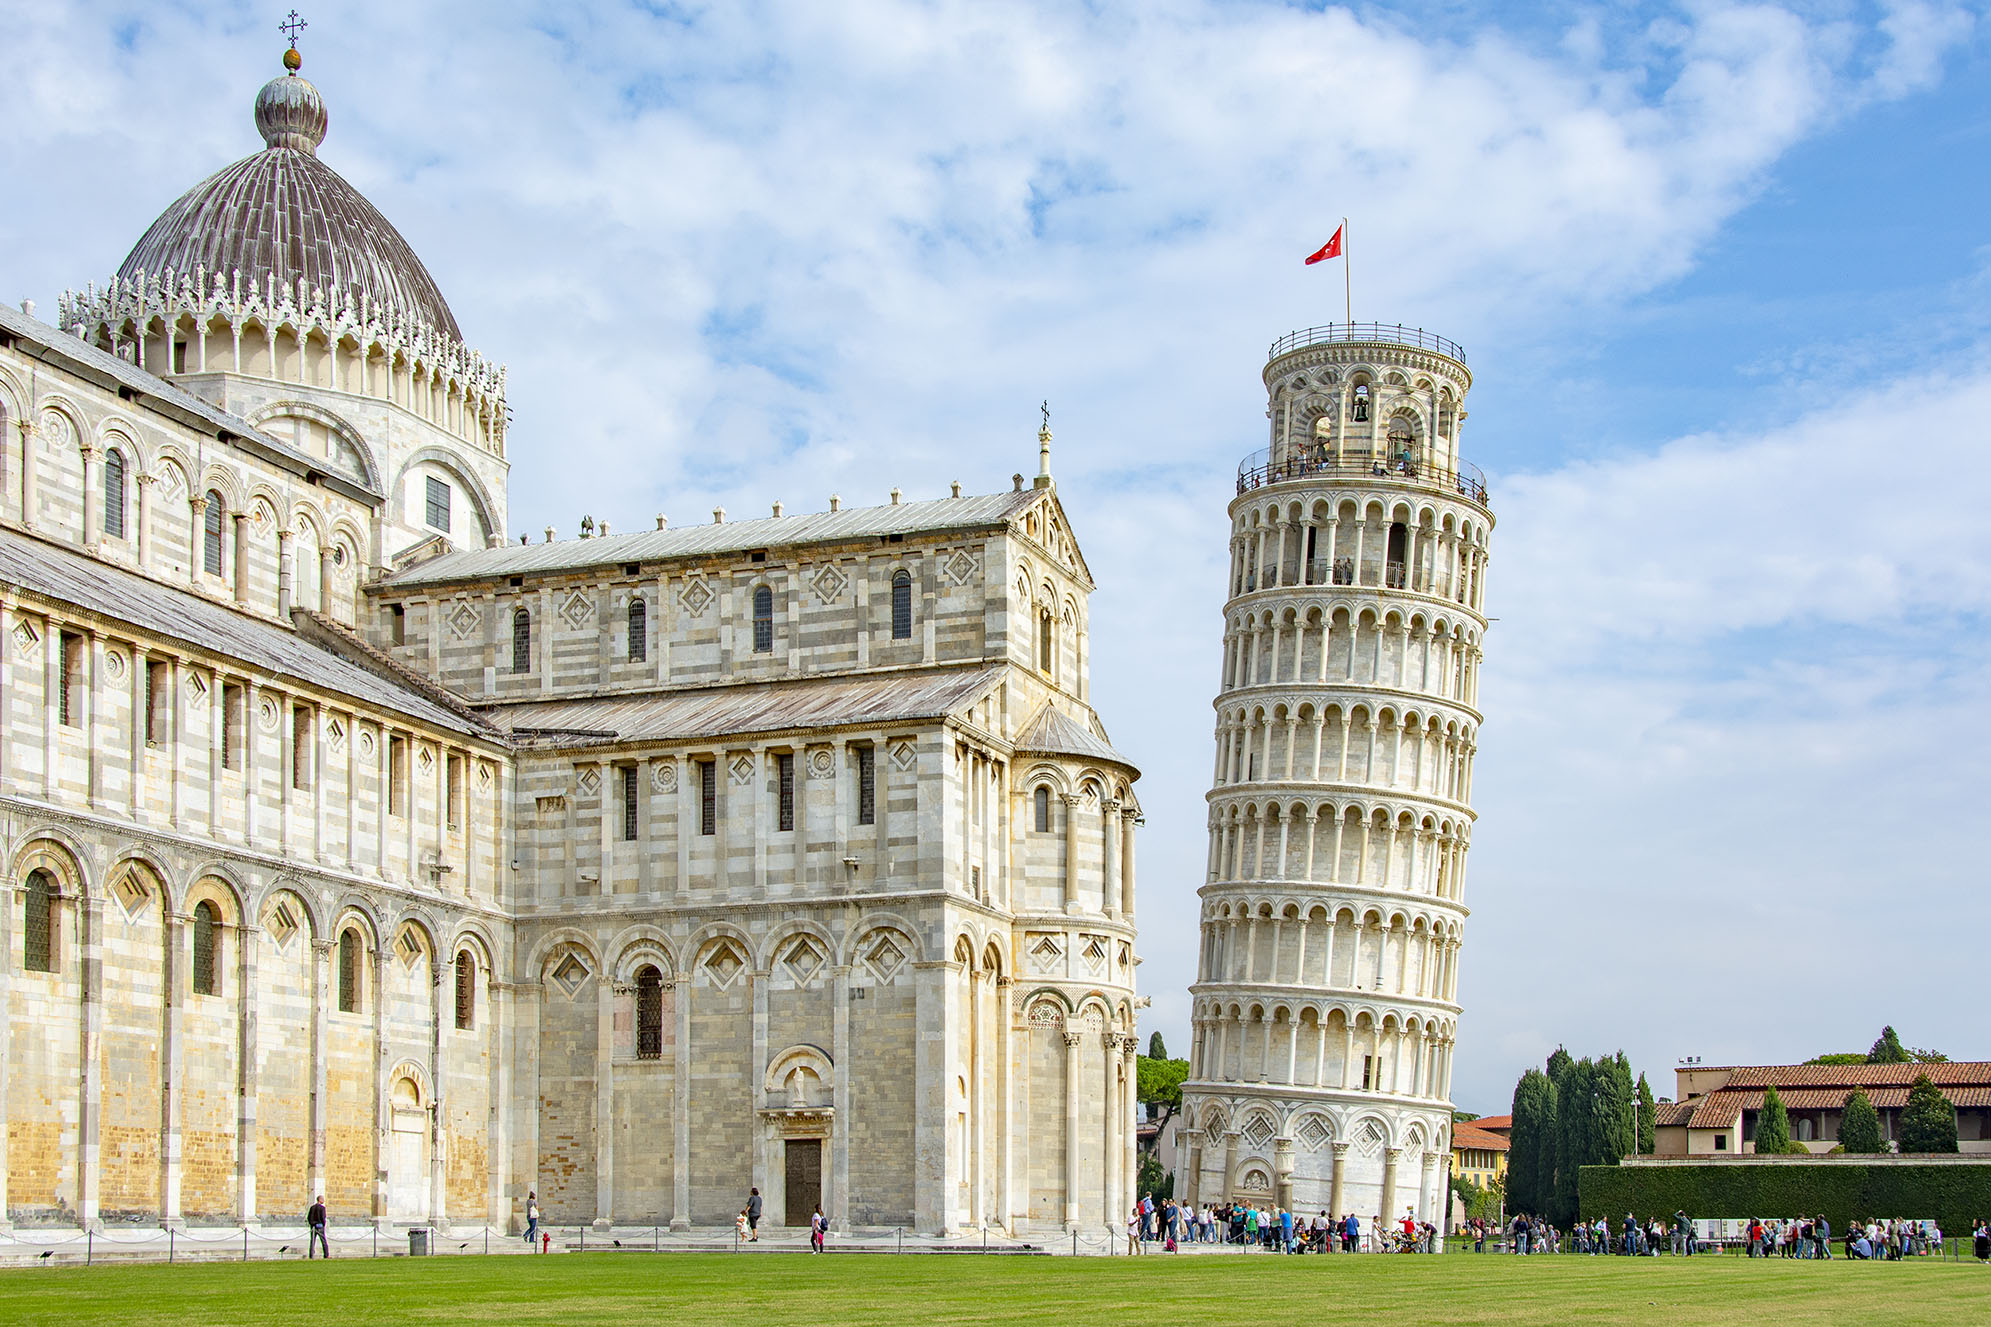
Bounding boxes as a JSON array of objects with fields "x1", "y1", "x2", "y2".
[{"x1": 408, "y1": 1228, "x2": 430, "y2": 1257}]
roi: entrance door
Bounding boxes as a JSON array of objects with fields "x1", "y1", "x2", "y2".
[
  {"x1": 784, "y1": 1139, "x2": 822, "y2": 1227},
  {"x1": 386, "y1": 1077, "x2": 430, "y2": 1221}
]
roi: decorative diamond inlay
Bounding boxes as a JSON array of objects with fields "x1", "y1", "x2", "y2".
[
  {"x1": 1244, "y1": 1116, "x2": 1275, "y2": 1148},
  {"x1": 111, "y1": 872, "x2": 150, "y2": 918},
  {"x1": 679, "y1": 578, "x2": 713, "y2": 617},
  {"x1": 577, "y1": 765, "x2": 601, "y2": 795},
  {"x1": 446, "y1": 599, "x2": 481, "y2": 641},
  {"x1": 943, "y1": 549, "x2": 977, "y2": 586},
  {"x1": 1298, "y1": 1117, "x2": 1332, "y2": 1151},
  {"x1": 811, "y1": 564, "x2": 848, "y2": 603},
  {"x1": 325, "y1": 718, "x2": 345, "y2": 753},
  {"x1": 559, "y1": 590, "x2": 593, "y2": 631},
  {"x1": 418, "y1": 747, "x2": 435, "y2": 773},
  {"x1": 889, "y1": 741, "x2": 916, "y2": 773},
  {"x1": 12, "y1": 620, "x2": 40, "y2": 656},
  {"x1": 782, "y1": 937, "x2": 825, "y2": 985},
  {"x1": 864, "y1": 935, "x2": 907, "y2": 984},
  {"x1": 551, "y1": 953, "x2": 590, "y2": 996},
  {"x1": 703, "y1": 943, "x2": 745, "y2": 987},
  {"x1": 729, "y1": 755, "x2": 755, "y2": 786},
  {"x1": 266, "y1": 901, "x2": 299, "y2": 947},
  {"x1": 184, "y1": 671, "x2": 206, "y2": 700}
]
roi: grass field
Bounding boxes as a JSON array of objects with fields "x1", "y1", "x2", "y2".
[{"x1": 0, "y1": 1252, "x2": 1982, "y2": 1326}]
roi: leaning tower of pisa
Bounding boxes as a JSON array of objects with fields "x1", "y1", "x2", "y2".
[{"x1": 1176, "y1": 324, "x2": 1491, "y2": 1237}]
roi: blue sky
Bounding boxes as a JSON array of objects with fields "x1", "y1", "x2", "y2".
[{"x1": 4, "y1": 0, "x2": 1988, "y2": 1112}]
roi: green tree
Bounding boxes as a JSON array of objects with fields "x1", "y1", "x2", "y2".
[
  {"x1": 1635, "y1": 1073, "x2": 1656, "y2": 1156},
  {"x1": 1135, "y1": 1052, "x2": 1189, "y2": 1145},
  {"x1": 1755, "y1": 1084, "x2": 1791, "y2": 1154},
  {"x1": 1898, "y1": 1074, "x2": 1958, "y2": 1154},
  {"x1": 1838, "y1": 1087, "x2": 1884, "y2": 1153},
  {"x1": 1547, "y1": 1046, "x2": 1573, "y2": 1087},
  {"x1": 1867, "y1": 1026, "x2": 1911, "y2": 1065},
  {"x1": 1136, "y1": 1150, "x2": 1174, "y2": 1200},
  {"x1": 1508, "y1": 1068, "x2": 1557, "y2": 1216},
  {"x1": 1551, "y1": 1054, "x2": 1634, "y2": 1226},
  {"x1": 1147, "y1": 1032, "x2": 1167, "y2": 1060},
  {"x1": 1806, "y1": 1052, "x2": 1866, "y2": 1066}
]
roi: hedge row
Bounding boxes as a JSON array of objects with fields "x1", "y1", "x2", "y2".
[{"x1": 1579, "y1": 1163, "x2": 1991, "y2": 1230}]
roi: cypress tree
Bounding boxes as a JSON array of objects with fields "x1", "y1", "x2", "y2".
[
  {"x1": 1147, "y1": 1031, "x2": 1167, "y2": 1060},
  {"x1": 1547, "y1": 1045, "x2": 1573, "y2": 1087},
  {"x1": 1635, "y1": 1073, "x2": 1656, "y2": 1156},
  {"x1": 1755, "y1": 1084, "x2": 1792, "y2": 1154},
  {"x1": 1899, "y1": 1074, "x2": 1958, "y2": 1153},
  {"x1": 1552, "y1": 1058, "x2": 1593, "y2": 1226},
  {"x1": 1509, "y1": 1068, "x2": 1556, "y2": 1216},
  {"x1": 1867, "y1": 1026, "x2": 1911, "y2": 1065},
  {"x1": 1838, "y1": 1086, "x2": 1884, "y2": 1153}
]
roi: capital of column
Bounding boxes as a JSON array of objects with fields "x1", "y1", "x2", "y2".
[
  {"x1": 1330, "y1": 1141, "x2": 1351, "y2": 1159},
  {"x1": 1061, "y1": 1031, "x2": 1083, "y2": 1048}
]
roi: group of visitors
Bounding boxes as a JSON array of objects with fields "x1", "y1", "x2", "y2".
[
  {"x1": 1122, "y1": 1197, "x2": 1440, "y2": 1253},
  {"x1": 1743, "y1": 1216, "x2": 1833, "y2": 1258},
  {"x1": 1842, "y1": 1219, "x2": 1939, "y2": 1260}
]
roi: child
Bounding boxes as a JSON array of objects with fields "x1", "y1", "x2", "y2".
[{"x1": 736, "y1": 1208, "x2": 750, "y2": 1241}]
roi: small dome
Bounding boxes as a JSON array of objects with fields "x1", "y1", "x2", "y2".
[
  {"x1": 254, "y1": 73, "x2": 327, "y2": 153},
  {"x1": 116, "y1": 56, "x2": 461, "y2": 341}
]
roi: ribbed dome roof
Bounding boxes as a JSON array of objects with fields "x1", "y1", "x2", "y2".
[{"x1": 117, "y1": 63, "x2": 461, "y2": 341}]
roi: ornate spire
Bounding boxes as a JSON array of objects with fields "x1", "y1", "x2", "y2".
[
  {"x1": 256, "y1": 22, "x2": 327, "y2": 154},
  {"x1": 1035, "y1": 400, "x2": 1054, "y2": 489}
]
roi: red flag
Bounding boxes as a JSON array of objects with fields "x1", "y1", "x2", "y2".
[{"x1": 1305, "y1": 225, "x2": 1344, "y2": 265}]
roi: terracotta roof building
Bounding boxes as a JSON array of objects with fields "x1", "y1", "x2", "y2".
[{"x1": 1654, "y1": 1062, "x2": 1991, "y2": 1156}]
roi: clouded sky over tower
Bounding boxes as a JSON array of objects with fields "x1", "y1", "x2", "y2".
[{"x1": 5, "y1": 0, "x2": 1986, "y2": 1109}]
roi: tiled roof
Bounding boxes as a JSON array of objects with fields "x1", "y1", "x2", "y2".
[
  {"x1": 1682, "y1": 1073, "x2": 1991, "y2": 1130},
  {"x1": 1470, "y1": 1114, "x2": 1511, "y2": 1134},
  {"x1": 1013, "y1": 702, "x2": 1138, "y2": 773},
  {"x1": 1451, "y1": 1122, "x2": 1510, "y2": 1152},
  {"x1": 1716, "y1": 1063, "x2": 1991, "y2": 1089},
  {"x1": 481, "y1": 665, "x2": 1006, "y2": 746},
  {"x1": 1652, "y1": 1102, "x2": 1696, "y2": 1128},
  {"x1": 383, "y1": 489, "x2": 1047, "y2": 587},
  {"x1": 0, "y1": 527, "x2": 493, "y2": 739}
]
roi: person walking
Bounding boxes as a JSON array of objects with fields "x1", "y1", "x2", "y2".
[
  {"x1": 1127, "y1": 1205, "x2": 1144, "y2": 1255},
  {"x1": 810, "y1": 1204, "x2": 827, "y2": 1254},
  {"x1": 523, "y1": 1190, "x2": 540, "y2": 1248},
  {"x1": 746, "y1": 1187, "x2": 762, "y2": 1241},
  {"x1": 306, "y1": 1195, "x2": 329, "y2": 1259}
]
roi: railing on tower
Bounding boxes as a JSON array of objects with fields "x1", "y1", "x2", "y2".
[
  {"x1": 1235, "y1": 446, "x2": 1489, "y2": 506},
  {"x1": 1267, "y1": 323, "x2": 1467, "y2": 364}
]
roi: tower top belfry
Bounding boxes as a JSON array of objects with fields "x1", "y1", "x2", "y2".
[{"x1": 1176, "y1": 321, "x2": 1492, "y2": 1233}]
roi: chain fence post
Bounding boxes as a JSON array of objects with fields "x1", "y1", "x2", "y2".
[
  {"x1": 243, "y1": 1226, "x2": 249, "y2": 1261},
  {"x1": 168, "y1": 1227, "x2": 175, "y2": 1263},
  {"x1": 86, "y1": 1230, "x2": 93, "y2": 1266}
]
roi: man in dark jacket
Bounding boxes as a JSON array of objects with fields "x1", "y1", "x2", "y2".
[
  {"x1": 307, "y1": 1195, "x2": 329, "y2": 1259},
  {"x1": 747, "y1": 1187, "x2": 762, "y2": 1241}
]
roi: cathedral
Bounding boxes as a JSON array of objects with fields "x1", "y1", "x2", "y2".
[{"x1": 0, "y1": 48, "x2": 1141, "y2": 1236}]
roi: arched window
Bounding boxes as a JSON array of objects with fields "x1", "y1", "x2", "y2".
[
  {"x1": 511, "y1": 608, "x2": 531, "y2": 674},
  {"x1": 23, "y1": 869, "x2": 56, "y2": 973},
  {"x1": 891, "y1": 570, "x2": 913, "y2": 639},
  {"x1": 636, "y1": 965, "x2": 664, "y2": 1059},
  {"x1": 627, "y1": 598, "x2": 647, "y2": 662},
  {"x1": 455, "y1": 950, "x2": 476, "y2": 1029},
  {"x1": 1038, "y1": 609, "x2": 1054, "y2": 673},
  {"x1": 203, "y1": 491, "x2": 226, "y2": 576},
  {"x1": 191, "y1": 900, "x2": 221, "y2": 996},
  {"x1": 1034, "y1": 785, "x2": 1051, "y2": 833},
  {"x1": 104, "y1": 449, "x2": 127, "y2": 539},
  {"x1": 338, "y1": 928, "x2": 362, "y2": 1012},
  {"x1": 1387, "y1": 417, "x2": 1415, "y2": 467},
  {"x1": 752, "y1": 585, "x2": 774, "y2": 653},
  {"x1": 1351, "y1": 383, "x2": 1370, "y2": 422}
]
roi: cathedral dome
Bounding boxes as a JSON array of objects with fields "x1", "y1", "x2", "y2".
[{"x1": 116, "y1": 55, "x2": 462, "y2": 341}]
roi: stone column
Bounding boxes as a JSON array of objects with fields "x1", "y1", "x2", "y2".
[
  {"x1": 232, "y1": 512, "x2": 250, "y2": 606},
  {"x1": 1122, "y1": 1036, "x2": 1139, "y2": 1224},
  {"x1": 1380, "y1": 1147, "x2": 1401, "y2": 1227},
  {"x1": 155, "y1": 911, "x2": 186, "y2": 1215},
  {"x1": 993, "y1": 976, "x2": 1013, "y2": 1232},
  {"x1": 1273, "y1": 1136, "x2": 1295, "y2": 1215},
  {"x1": 1419, "y1": 1150, "x2": 1441, "y2": 1228},
  {"x1": 237, "y1": 922, "x2": 261, "y2": 1224},
  {"x1": 750, "y1": 965, "x2": 770, "y2": 1211},
  {"x1": 1099, "y1": 799, "x2": 1120, "y2": 918},
  {"x1": 670, "y1": 976, "x2": 691, "y2": 1229},
  {"x1": 594, "y1": 976, "x2": 615, "y2": 1229},
  {"x1": 1062, "y1": 1030, "x2": 1083, "y2": 1230},
  {"x1": 80, "y1": 444, "x2": 101, "y2": 546},
  {"x1": 1101, "y1": 1031, "x2": 1119, "y2": 1229},
  {"x1": 1180, "y1": 1130, "x2": 1202, "y2": 1208},
  {"x1": 1219, "y1": 1129, "x2": 1238, "y2": 1205},
  {"x1": 1061, "y1": 795, "x2": 1081, "y2": 912},
  {"x1": 1120, "y1": 811, "x2": 1138, "y2": 920},
  {"x1": 830, "y1": 965, "x2": 852, "y2": 1232},
  {"x1": 77, "y1": 894, "x2": 104, "y2": 1228},
  {"x1": 1328, "y1": 1141, "x2": 1348, "y2": 1219},
  {"x1": 135, "y1": 472, "x2": 155, "y2": 570},
  {"x1": 276, "y1": 527, "x2": 293, "y2": 616},
  {"x1": 309, "y1": 938, "x2": 332, "y2": 1202}
]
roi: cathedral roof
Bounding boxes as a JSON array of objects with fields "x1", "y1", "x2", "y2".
[
  {"x1": 0, "y1": 527, "x2": 495, "y2": 741},
  {"x1": 482, "y1": 665, "x2": 1007, "y2": 745},
  {"x1": 383, "y1": 489, "x2": 1048, "y2": 588},
  {"x1": 1013, "y1": 702, "x2": 1138, "y2": 773},
  {"x1": 115, "y1": 56, "x2": 462, "y2": 341},
  {"x1": 0, "y1": 302, "x2": 380, "y2": 503}
]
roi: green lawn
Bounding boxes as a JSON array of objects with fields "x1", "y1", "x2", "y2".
[{"x1": 0, "y1": 1252, "x2": 1982, "y2": 1326}]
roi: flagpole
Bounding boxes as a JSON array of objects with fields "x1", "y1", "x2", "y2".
[{"x1": 1343, "y1": 216, "x2": 1351, "y2": 327}]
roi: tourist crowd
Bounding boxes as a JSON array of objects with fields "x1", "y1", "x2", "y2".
[{"x1": 1122, "y1": 1195, "x2": 1439, "y2": 1253}]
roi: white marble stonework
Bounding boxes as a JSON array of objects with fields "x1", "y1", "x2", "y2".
[
  {"x1": 1176, "y1": 327, "x2": 1491, "y2": 1232},
  {"x1": 0, "y1": 51, "x2": 1140, "y2": 1238}
]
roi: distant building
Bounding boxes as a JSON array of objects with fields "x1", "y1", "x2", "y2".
[
  {"x1": 1450, "y1": 1119, "x2": 1508, "y2": 1191},
  {"x1": 1654, "y1": 1063, "x2": 1991, "y2": 1156}
]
